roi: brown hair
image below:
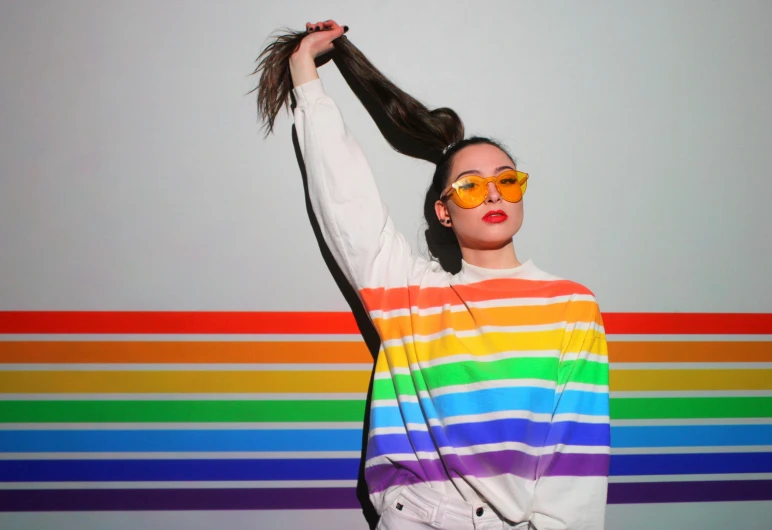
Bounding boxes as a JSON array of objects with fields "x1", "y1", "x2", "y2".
[{"x1": 252, "y1": 29, "x2": 513, "y2": 273}]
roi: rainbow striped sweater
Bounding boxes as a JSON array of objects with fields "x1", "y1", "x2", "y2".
[{"x1": 292, "y1": 78, "x2": 610, "y2": 530}]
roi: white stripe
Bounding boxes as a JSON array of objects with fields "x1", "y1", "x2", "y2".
[
  {"x1": 422, "y1": 378, "x2": 557, "y2": 398},
  {"x1": 606, "y1": 334, "x2": 772, "y2": 342},
  {"x1": 0, "y1": 451, "x2": 363, "y2": 460},
  {"x1": 560, "y1": 352, "x2": 608, "y2": 364},
  {"x1": 440, "y1": 441, "x2": 541, "y2": 457},
  {"x1": 411, "y1": 349, "x2": 561, "y2": 370},
  {"x1": 611, "y1": 390, "x2": 772, "y2": 398},
  {"x1": 540, "y1": 444, "x2": 611, "y2": 455},
  {"x1": 0, "y1": 422, "x2": 364, "y2": 430},
  {"x1": 368, "y1": 426, "x2": 407, "y2": 437},
  {"x1": 0, "y1": 393, "x2": 368, "y2": 401},
  {"x1": 368, "y1": 423, "x2": 429, "y2": 436},
  {"x1": 563, "y1": 382, "x2": 609, "y2": 393},
  {"x1": 364, "y1": 454, "x2": 419, "y2": 468},
  {"x1": 0, "y1": 363, "x2": 374, "y2": 372},
  {"x1": 466, "y1": 294, "x2": 597, "y2": 309},
  {"x1": 613, "y1": 446, "x2": 772, "y2": 455},
  {"x1": 0, "y1": 480, "x2": 358, "y2": 490},
  {"x1": 609, "y1": 473, "x2": 772, "y2": 483},
  {"x1": 0, "y1": 334, "x2": 365, "y2": 342},
  {"x1": 612, "y1": 418, "x2": 772, "y2": 426},
  {"x1": 553, "y1": 413, "x2": 611, "y2": 424},
  {"x1": 433, "y1": 410, "x2": 553, "y2": 426},
  {"x1": 610, "y1": 362, "x2": 772, "y2": 370}
]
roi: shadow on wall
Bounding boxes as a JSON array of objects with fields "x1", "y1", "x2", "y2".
[
  {"x1": 290, "y1": 122, "x2": 381, "y2": 529},
  {"x1": 288, "y1": 48, "x2": 457, "y2": 528}
]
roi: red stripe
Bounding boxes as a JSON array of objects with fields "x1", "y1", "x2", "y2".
[
  {"x1": 0, "y1": 311, "x2": 769, "y2": 335},
  {"x1": 602, "y1": 312, "x2": 772, "y2": 335},
  {"x1": 0, "y1": 312, "x2": 360, "y2": 335}
]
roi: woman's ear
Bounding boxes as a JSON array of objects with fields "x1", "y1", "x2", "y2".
[{"x1": 434, "y1": 200, "x2": 452, "y2": 227}]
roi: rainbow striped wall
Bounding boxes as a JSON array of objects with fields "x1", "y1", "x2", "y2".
[{"x1": 0, "y1": 311, "x2": 770, "y2": 511}]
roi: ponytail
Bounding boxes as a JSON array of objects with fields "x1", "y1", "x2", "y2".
[
  {"x1": 251, "y1": 29, "x2": 464, "y2": 164},
  {"x1": 252, "y1": 29, "x2": 510, "y2": 273}
]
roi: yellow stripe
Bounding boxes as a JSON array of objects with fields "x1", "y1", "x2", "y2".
[
  {"x1": 378, "y1": 329, "x2": 608, "y2": 370},
  {"x1": 610, "y1": 369, "x2": 772, "y2": 391},
  {"x1": 0, "y1": 371, "x2": 369, "y2": 393}
]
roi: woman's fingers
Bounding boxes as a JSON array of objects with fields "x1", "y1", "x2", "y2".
[{"x1": 306, "y1": 19, "x2": 341, "y2": 32}]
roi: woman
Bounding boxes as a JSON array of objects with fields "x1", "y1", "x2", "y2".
[{"x1": 254, "y1": 20, "x2": 610, "y2": 530}]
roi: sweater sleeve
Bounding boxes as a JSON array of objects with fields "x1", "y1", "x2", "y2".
[
  {"x1": 291, "y1": 78, "x2": 430, "y2": 297},
  {"x1": 529, "y1": 299, "x2": 611, "y2": 530}
]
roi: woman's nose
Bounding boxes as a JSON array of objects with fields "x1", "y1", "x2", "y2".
[{"x1": 486, "y1": 181, "x2": 501, "y2": 202}]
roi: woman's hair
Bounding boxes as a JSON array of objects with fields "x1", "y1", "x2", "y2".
[{"x1": 252, "y1": 29, "x2": 514, "y2": 273}]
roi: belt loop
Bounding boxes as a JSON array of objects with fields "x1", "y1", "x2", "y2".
[{"x1": 431, "y1": 495, "x2": 449, "y2": 527}]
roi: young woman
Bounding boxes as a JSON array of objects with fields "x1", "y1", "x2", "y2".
[{"x1": 254, "y1": 20, "x2": 610, "y2": 530}]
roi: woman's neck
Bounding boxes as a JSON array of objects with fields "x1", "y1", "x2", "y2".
[{"x1": 461, "y1": 241, "x2": 521, "y2": 269}]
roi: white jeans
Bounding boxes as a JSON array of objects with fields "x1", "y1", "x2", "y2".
[{"x1": 376, "y1": 484, "x2": 533, "y2": 530}]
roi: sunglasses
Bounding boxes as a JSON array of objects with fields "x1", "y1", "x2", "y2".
[{"x1": 441, "y1": 169, "x2": 529, "y2": 209}]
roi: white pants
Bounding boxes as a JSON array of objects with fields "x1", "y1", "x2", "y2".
[{"x1": 376, "y1": 484, "x2": 534, "y2": 530}]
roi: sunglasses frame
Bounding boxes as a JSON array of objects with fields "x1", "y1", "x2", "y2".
[{"x1": 441, "y1": 169, "x2": 529, "y2": 209}]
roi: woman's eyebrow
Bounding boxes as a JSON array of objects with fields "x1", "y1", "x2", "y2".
[{"x1": 454, "y1": 165, "x2": 515, "y2": 181}]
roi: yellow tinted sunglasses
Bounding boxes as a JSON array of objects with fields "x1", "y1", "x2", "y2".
[{"x1": 441, "y1": 169, "x2": 529, "y2": 209}]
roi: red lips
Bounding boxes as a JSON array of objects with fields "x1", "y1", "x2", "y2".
[{"x1": 482, "y1": 210, "x2": 508, "y2": 223}]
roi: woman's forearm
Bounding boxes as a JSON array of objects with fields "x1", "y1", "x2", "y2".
[{"x1": 289, "y1": 52, "x2": 319, "y2": 87}]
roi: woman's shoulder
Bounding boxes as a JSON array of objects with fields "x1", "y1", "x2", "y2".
[{"x1": 528, "y1": 263, "x2": 600, "y2": 303}]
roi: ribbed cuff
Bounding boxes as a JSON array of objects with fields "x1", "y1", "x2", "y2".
[{"x1": 292, "y1": 78, "x2": 326, "y2": 106}]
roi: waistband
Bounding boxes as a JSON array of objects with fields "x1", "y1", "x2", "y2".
[{"x1": 392, "y1": 483, "x2": 532, "y2": 529}]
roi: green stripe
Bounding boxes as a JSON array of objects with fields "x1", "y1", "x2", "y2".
[
  {"x1": 2, "y1": 397, "x2": 769, "y2": 423},
  {"x1": 0, "y1": 400, "x2": 366, "y2": 423},
  {"x1": 373, "y1": 358, "x2": 606, "y2": 399},
  {"x1": 611, "y1": 397, "x2": 772, "y2": 419},
  {"x1": 422, "y1": 357, "x2": 560, "y2": 390}
]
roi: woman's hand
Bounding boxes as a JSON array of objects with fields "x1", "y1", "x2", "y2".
[
  {"x1": 296, "y1": 20, "x2": 348, "y2": 60},
  {"x1": 289, "y1": 20, "x2": 347, "y2": 87}
]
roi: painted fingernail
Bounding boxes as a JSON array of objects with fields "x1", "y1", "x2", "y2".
[{"x1": 343, "y1": 26, "x2": 349, "y2": 33}]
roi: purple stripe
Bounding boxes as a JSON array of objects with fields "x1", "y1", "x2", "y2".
[
  {"x1": 365, "y1": 450, "x2": 609, "y2": 494},
  {"x1": 608, "y1": 480, "x2": 772, "y2": 504},
  {"x1": 2, "y1": 481, "x2": 770, "y2": 511},
  {"x1": 0, "y1": 488, "x2": 361, "y2": 512},
  {"x1": 537, "y1": 452, "x2": 610, "y2": 477}
]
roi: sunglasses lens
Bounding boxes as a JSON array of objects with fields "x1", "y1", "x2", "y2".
[
  {"x1": 452, "y1": 176, "x2": 488, "y2": 208},
  {"x1": 496, "y1": 171, "x2": 524, "y2": 202}
]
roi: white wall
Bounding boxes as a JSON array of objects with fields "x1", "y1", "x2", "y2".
[{"x1": 1, "y1": 1, "x2": 770, "y2": 529}]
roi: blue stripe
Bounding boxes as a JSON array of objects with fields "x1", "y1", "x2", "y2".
[
  {"x1": 0, "y1": 430, "x2": 362, "y2": 453},
  {"x1": 0, "y1": 459, "x2": 360, "y2": 482},
  {"x1": 611, "y1": 425, "x2": 772, "y2": 448},
  {"x1": 610, "y1": 452, "x2": 772, "y2": 476},
  {"x1": 2, "y1": 424, "x2": 761, "y2": 455},
  {"x1": 368, "y1": 419, "x2": 609, "y2": 458},
  {"x1": 1, "y1": 453, "x2": 768, "y2": 481},
  {"x1": 433, "y1": 388, "x2": 608, "y2": 419},
  {"x1": 371, "y1": 387, "x2": 607, "y2": 429}
]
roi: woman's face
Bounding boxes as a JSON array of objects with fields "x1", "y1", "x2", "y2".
[{"x1": 435, "y1": 143, "x2": 524, "y2": 250}]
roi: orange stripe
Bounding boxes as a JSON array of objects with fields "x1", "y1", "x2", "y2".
[
  {"x1": 373, "y1": 300, "x2": 603, "y2": 342},
  {"x1": 360, "y1": 279, "x2": 593, "y2": 313},
  {"x1": 0, "y1": 341, "x2": 373, "y2": 364},
  {"x1": 0, "y1": 311, "x2": 770, "y2": 334},
  {"x1": 608, "y1": 341, "x2": 772, "y2": 363}
]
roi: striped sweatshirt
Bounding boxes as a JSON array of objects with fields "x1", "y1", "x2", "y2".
[{"x1": 292, "y1": 78, "x2": 610, "y2": 530}]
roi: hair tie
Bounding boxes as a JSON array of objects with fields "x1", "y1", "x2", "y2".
[{"x1": 442, "y1": 142, "x2": 456, "y2": 155}]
